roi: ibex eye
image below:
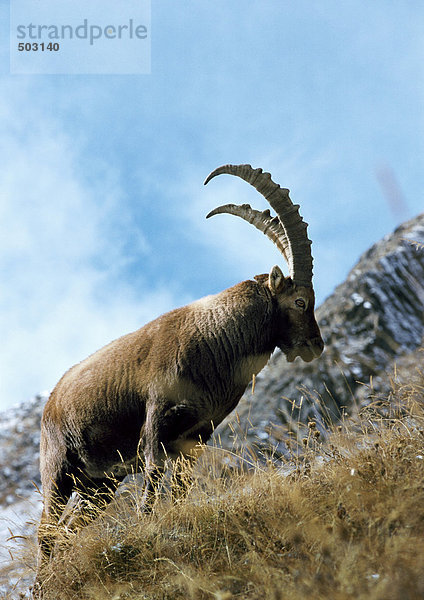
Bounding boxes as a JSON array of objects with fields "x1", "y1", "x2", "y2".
[{"x1": 295, "y1": 299, "x2": 306, "y2": 308}]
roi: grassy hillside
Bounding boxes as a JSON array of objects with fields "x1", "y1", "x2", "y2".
[{"x1": 17, "y1": 361, "x2": 423, "y2": 600}]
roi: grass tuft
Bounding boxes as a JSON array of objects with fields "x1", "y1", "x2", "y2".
[{"x1": 9, "y1": 368, "x2": 424, "y2": 599}]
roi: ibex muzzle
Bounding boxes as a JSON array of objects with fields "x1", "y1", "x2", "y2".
[{"x1": 35, "y1": 164, "x2": 323, "y2": 590}]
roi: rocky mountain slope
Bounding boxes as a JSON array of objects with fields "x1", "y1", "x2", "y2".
[
  {"x1": 0, "y1": 395, "x2": 45, "y2": 595},
  {"x1": 0, "y1": 213, "x2": 423, "y2": 594},
  {"x1": 0, "y1": 395, "x2": 45, "y2": 506},
  {"x1": 216, "y1": 212, "x2": 424, "y2": 452}
]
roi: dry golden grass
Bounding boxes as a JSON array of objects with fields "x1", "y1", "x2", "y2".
[{"x1": 12, "y1": 367, "x2": 424, "y2": 599}]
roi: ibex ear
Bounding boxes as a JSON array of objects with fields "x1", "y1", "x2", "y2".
[{"x1": 268, "y1": 265, "x2": 284, "y2": 293}]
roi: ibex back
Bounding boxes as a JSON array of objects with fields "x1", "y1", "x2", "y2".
[{"x1": 37, "y1": 164, "x2": 324, "y2": 580}]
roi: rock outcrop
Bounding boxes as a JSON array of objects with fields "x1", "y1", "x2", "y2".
[
  {"x1": 216, "y1": 213, "x2": 424, "y2": 453},
  {"x1": 0, "y1": 394, "x2": 45, "y2": 506}
]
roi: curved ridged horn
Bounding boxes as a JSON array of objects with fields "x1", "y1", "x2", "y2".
[
  {"x1": 204, "y1": 164, "x2": 313, "y2": 287},
  {"x1": 206, "y1": 203, "x2": 290, "y2": 264}
]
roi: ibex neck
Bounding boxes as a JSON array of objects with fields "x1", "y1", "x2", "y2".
[{"x1": 182, "y1": 280, "x2": 276, "y2": 404}]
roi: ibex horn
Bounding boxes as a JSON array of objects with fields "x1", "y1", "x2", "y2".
[{"x1": 204, "y1": 164, "x2": 313, "y2": 288}]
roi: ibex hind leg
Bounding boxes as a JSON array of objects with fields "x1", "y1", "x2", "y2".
[
  {"x1": 38, "y1": 470, "x2": 74, "y2": 561},
  {"x1": 34, "y1": 470, "x2": 123, "y2": 597},
  {"x1": 34, "y1": 464, "x2": 74, "y2": 597}
]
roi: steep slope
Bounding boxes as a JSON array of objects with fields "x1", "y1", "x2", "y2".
[
  {"x1": 0, "y1": 215, "x2": 423, "y2": 594},
  {"x1": 216, "y1": 213, "x2": 424, "y2": 452}
]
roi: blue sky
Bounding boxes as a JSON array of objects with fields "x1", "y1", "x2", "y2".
[{"x1": 0, "y1": 1, "x2": 423, "y2": 409}]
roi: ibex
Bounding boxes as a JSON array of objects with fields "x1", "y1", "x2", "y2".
[{"x1": 37, "y1": 164, "x2": 323, "y2": 573}]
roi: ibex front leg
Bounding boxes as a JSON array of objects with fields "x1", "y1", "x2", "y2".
[
  {"x1": 140, "y1": 401, "x2": 209, "y2": 508},
  {"x1": 140, "y1": 403, "x2": 168, "y2": 510}
]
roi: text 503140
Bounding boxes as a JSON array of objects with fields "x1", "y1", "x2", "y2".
[{"x1": 18, "y1": 42, "x2": 60, "y2": 51}]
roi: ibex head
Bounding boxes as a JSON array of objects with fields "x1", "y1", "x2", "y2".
[{"x1": 205, "y1": 164, "x2": 324, "y2": 363}]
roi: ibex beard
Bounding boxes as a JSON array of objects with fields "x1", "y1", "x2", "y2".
[{"x1": 35, "y1": 164, "x2": 323, "y2": 591}]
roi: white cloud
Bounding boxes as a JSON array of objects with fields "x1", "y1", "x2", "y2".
[
  {"x1": 0, "y1": 83, "x2": 177, "y2": 408},
  {"x1": 1, "y1": 1, "x2": 422, "y2": 410}
]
